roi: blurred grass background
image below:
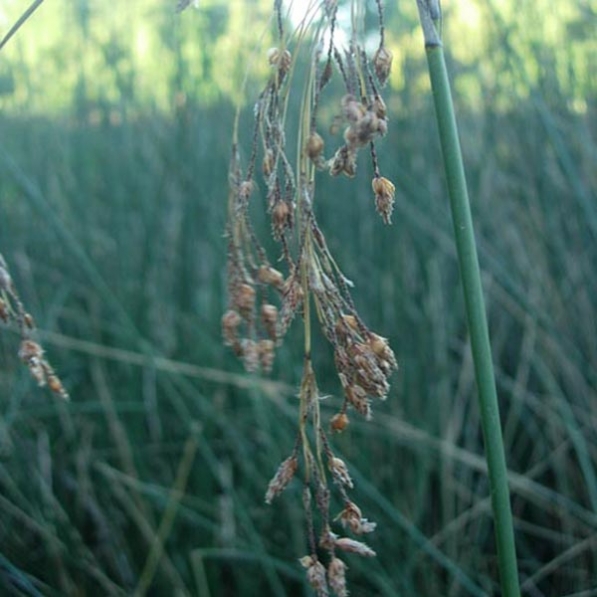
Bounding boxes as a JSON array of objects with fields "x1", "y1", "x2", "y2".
[{"x1": 0, "y1": 0, "x2": 596, "y2": 595}]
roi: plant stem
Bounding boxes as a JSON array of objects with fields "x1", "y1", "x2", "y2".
[{"x1": 415, "y1": 3, "x2": 521, "y2": 595}]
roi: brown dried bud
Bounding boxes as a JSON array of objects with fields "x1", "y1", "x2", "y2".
[
  {"x1": 372, "y1": 176, "x2": 396, "y2": 225},
  {"x1": 306, "y1": 131, "x2": 324, "y2": 161},
  {"x1": 262, "y1": 148, "x2": 275, "y2": 177},
  {"x1": 222, "y1": 309, "x2": 242, "y2": 346},
  {"x1": 235, "y1": 283, "x2": 256, "y2": 316},
  {"x1": 373, "y1": 45, "x2": 393, "y2": 87},
  {"x1": 257, "y1": 265, "x2": 285, "y2": 290},
  {"x1": 47, "y1": 375, "x2": 69, "y2": 400},
  {"x1": 272, "y1": 200, "x2": 293, "y2": 238},
  {"x1": 261, "y1": 304, "x2": 278, "y2": 339},
  {"x1": 18, "y1": 339, "x2": 44, "y2": 363},
  {"x1": 329, "y1": 457, "x2": 353, "y2": 488},
  {"x1": 341, "y1": 94, "x2": 366, "y2": 123},
  {"x1": 238, "y1": 180, "x2": 254, "y2": 202},
  {"x1": 328, "y1": 558, "x2": 348, "y2": 597},
  {"x1": 240, "y1": 339, "x2": 259, "y2": 372},
  {"x1": 330, "y1": 412, "x2": 349, "y2": 432},
  {"x1": 335, "y1": 537, "x2": 376, "y2": 558},
  {"x1": 23, "y1": 313, "x2": 35, "y2": 329},
  {"x1": 337, "y1": 501, "x2": 377, "y2": 535},
  {"x1": 268, "y1": 48, "x2": 292, "y2": 79},
  {"x1": 258, "y1": 338, "x2": 275, "y2": 372},
  {"x1": 300, "y1": 556, "x2": 329, "y2": 597},
  {"x1": 368, "y1": 332, "x2": 397, "y2": 370},
  {"x1": 265, "y1": 455, "x2": 298, "y2": 504}
]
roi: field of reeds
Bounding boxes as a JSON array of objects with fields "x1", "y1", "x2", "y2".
[{"x1": 0, "y1": 0, "x2": 596, "y2": 595}]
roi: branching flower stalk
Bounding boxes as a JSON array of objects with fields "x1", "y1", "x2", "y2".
[
  {"x1": 414, "y1": 1, "x2": 521, "y2": 596},
  {"x1": 222, "y1": 0, "x2": 397, "y2": 593},
  {"x1": 0, "y1": 253, "x2": 68, "y2": 399}
]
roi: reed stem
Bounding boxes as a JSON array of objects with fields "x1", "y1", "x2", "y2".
[{"x1": 415, "y1": 2, "x2": 521, "y2": 595}]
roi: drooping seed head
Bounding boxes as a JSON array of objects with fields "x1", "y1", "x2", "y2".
[{"x1": 222, "y1": 309, "x2": 242, "y2": 345}]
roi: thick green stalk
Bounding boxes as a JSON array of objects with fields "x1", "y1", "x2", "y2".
[{"x1": 415, "y1": 3, "x2": 521, "y2": 595}]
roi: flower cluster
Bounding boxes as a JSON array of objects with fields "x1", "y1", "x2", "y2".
[
  {"x1": 222, "y1": 1, "x2": 397, "y2": 593},
  {"x1": 0, "y1": 253, "x2": 68, "y2": 400}
]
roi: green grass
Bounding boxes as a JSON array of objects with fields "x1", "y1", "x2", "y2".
[{"x1": 1, "y1": 3, "x2": 597, "y2": 595}]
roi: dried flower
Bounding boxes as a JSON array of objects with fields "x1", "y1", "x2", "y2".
[
  {"x1": 235, "y1": 283, "x2": 256, "y2": 316},
  {"x1": 330, "y1": 412, "x2": 349, "y2": 432},
  {"x1": 337, "y1": 501, "x2": 377, "y2": 534},
  {"x1": 306, "y1": 131, "x2": 325, "y2": 161},
  {"x1": 373, "y1": 45, "x2": 393, "y2": 86},
  {"x1": 261, "y1": 304, "x2": 278, "y2": 340},
  {"x1": 328, "y1": 558, "x2": 348, "y2": 597},
  {"x1": 329, "y1": 457, "x2": 353, "y2": 488},
  {"x1": 300, "y1": 556, "x2": 329, "y2": 597},
  {"x1": 372, "y1": 176, "x2": 396, "y2": 224},
  {"x1": 335, "y1": 537, "x2": 376, "y2": 557},
  {"x1": 265, "y1": 455, "x2": 298, "y2": 504},
  {"x1": 257, "y1": 265, "x2": 285, "y2": 290},
  {"x1": 222, "y1": 309, "x2": 242, "y2": 346}
]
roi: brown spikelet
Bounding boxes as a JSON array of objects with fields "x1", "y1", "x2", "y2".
[{"x1": 265, "y1": 455, "x2": 298, "y2": 504}]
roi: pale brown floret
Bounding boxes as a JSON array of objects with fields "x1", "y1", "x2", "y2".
[
  {"x1": 372, "y1": 176, "x2": 396, "y2": 225},
  {"x1": 306, "y1": 131, "x2": 325, "y2": 161},
  {"x1": 337, "y1": 501, "x2": 377, "y2": 535},
  {"x1": 257, "y1": 265, "x2": 285, "y2": 290},
  {"x1": 373, "y1": 45, "x2": 393, "y2": 86},
  {"x1": 271, "y1": 201, "x2": 293, "y2": 239},
  {"x1": 258, "y1": 338, "x2": 275, "y2": 372},
  {"x1": 329, "y1": 457, "x2": 353, "y2": 488},
  {"x1": 222, "y1": 309, "x2": 242, "y2": 346},
  {"x1": 335, "y1": 537, "x2": 376, "y2": 557},
  {"x1": 265, "y1": 455, "x2": 298, "y2": 504},
  {"x1": 300, "y1": 556, "x2": 329, "y2": 597},
  {"x1": 261, "y1": 304, "x2": 278, "y2": 340},
  {"x1": 240, "y1": 338, "x2": 259, "y2": 372},
  {"x1": 234, "y1": 283, "x2": 256, "y2": 316},
  {"x1": 330, "y1": 412, "x2": 349, "y2": 432},
  {"x1": 328, "y1": 558, "x2": 348, "y2": 597}
]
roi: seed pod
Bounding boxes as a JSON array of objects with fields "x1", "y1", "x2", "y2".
[
  {"x1": 272, "y1": 201, "x2": 292, "y2": 238},
  {"x1": 257, "y1": 265, "x2": 285, "y2": 290},
  {"x1": 330, "y1": 412, "x2": 349, "y2": 432},
  {"x1": 265, "y1": 455, "x2": 298, "y2": 503},
  {"x1": 235, "y1": 283, "x2": 256, "y2": 316},
  {"x1": 306, "y1": 131, "x2": 324, "y2": 161},
  {"x1": 328, "y1": 558, "x2": 348, "y2": 597},
  {"x1": 373, "y1": 45, "x2": 393, "y2": 87},
  {"x1": 261, "y1": 304, "x2": 278, "y2": 339},
  {"x1": 372, "y1": 176, "x2": 396, "y2": 225},
  {"x1": 258, "y1": 338, "x2": 275, "y2": 372},
  {"x1": 222, "y1": 309, "x2": 242, "y2": 345},
  {"x1": 262, "y1": 148, "x2": 275, "y2": 176}
]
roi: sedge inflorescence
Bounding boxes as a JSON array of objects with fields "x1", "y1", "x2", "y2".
[
  {"x1": 0, "y1": 253, "x2": 68, "y2": 400},
  {"x1": 222, "y1": 0, "x2": 396, "y2": 593}
]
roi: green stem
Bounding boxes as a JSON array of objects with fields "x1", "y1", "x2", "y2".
[{"x1": 415, "y1": 4, "x2": 520, "y2": 596}]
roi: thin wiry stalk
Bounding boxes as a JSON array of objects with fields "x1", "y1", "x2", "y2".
[{"x1": 414, "y1": 2, "x2": 521, "y2": 596}]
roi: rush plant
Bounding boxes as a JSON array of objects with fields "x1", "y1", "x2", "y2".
[{"x1": 221, "y1": 0, "x2": 398, "y2": 593}]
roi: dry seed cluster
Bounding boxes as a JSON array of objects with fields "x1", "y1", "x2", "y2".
[
  {"x1": 222, "y1": 1, "x2": 396, "y2": 594},
  {"x1": 0, "y1": 253, "x2": 68, "y2": 400}
]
